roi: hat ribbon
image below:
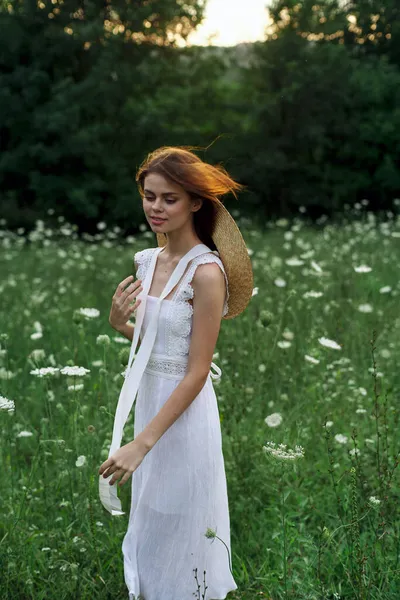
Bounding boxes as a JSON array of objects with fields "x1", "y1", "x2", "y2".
[{"x1": 99, "y1": 243, "x2": 216, "y2": 515}]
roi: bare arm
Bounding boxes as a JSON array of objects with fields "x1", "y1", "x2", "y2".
[{"x1": 135, "y1": 262, "x2": 226, "y2": 452}]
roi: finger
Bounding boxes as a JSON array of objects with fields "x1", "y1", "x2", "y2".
[
  {"x1": 127, "y1": 289, "x2": 143, "y2": 306},
  {"x1": 109, "y1": 468, "x2": 125, "y2": 486},
  {"x1": 129, "y1": 300, "x2": 141, "y2": 314},
  {"x1": 115, "y1": 276, "x2": 135, "y2": 297},
  {"x1": 98, "y1": 459, "x2": 113, "y2": 475},
  {"x1": 121, "y1": 280, "x2": 142, "y2": 302},
  {"x1": 102, "y1": 462, "x2": 120, "y2": 478},
  {"x1": 118, "y1": 470, "x2": 133, "y2": 487}
]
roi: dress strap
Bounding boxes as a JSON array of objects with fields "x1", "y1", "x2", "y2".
[
  {"x1": 174, "y1": 251, "x2": 229, "y2": 318},
  {"x1": 99, "y1": 243, "x2": 212, "y2": 516}
]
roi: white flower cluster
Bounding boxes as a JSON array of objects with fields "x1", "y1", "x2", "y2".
[
  {"x1": 60, "y1": 366, "x2": 90, "y2": 377},
  {"x1": 264, "y1": 412, "x2": 283, "y2": 428},
  {"x1": 263, "y1": 441, "x2": 305, "y2": 461},
  {"x1": 76, "y1": 455, "x2": 87, "y2": 467},
  {"x1": 30, "y1": 367, "x2": 60, "y2": 377},
  {"x1": 368, "y1": 495, "x2": 381, "y2": 507},
  {"x1": 0, "y1": 395, "x2": 15, "y2": 413},
  {"x1": 77, "y1": 308, "x2": 100, "y2": 319},
  {"x1": 96, "y1": 334, "x2": 111, "y2": 346},
  {"x1": 318, "y1": 337, "x2": 342, "y2": 350},
  {"x1": 354, "y1": 264, "x2": 372, "y2": 273}
]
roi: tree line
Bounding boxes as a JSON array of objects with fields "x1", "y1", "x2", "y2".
[{"x1": 0, "y1": 0, "x2": 399, "y2": 232}]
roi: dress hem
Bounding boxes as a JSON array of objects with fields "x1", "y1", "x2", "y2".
[{"x1": 128, "y1": 586, "x2": 238, "y2": 600}]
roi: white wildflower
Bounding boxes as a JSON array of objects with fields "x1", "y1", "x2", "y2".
[
  {"x1": 349, "y1": 448, "x2": 361, "y2": 456},
  {"x1": 30, "y1": 332, "x2": 43, "y2": 340},
  {"x1": 358, "y1": 303, "x2": 373, "y2": 313},
  {"x1": 60, "y1": 366, "x2": 90, "y2": 377},
  {"x1": 303, "y1": 290, "x2": 323, "y2": 298},
  {"x1": 29, "y1": 349, "x2": 46, "y2": 362},
  {"x1": 252, "y1": 287, "x2": 259, "y2": 297},
  {"x1": 368, "y1": 496, "x2": 381, "y2": 507},
  {"x1": 325, "y1": 421, "x2": 334, "y2": 428},
  {"x1": 354, "y1": 265, "x2": 372, "y2": 273},
  {"x1": 379, "y1": 286, "x2": 391, "y2": 294},
  {"x1": 310, "y1": 261, "x2": 322, "y2": 273},
  {"x1": 17, "y1": 431, "x2": 34, "y2": 438},
  {"x1": 30, "y1": 367, "x2": 60, "y2": 377},
  {"x1": 305, "y1": 355, "x2": 320, "y2": 364},
  {"x1": 274, "y1": 278, "x2": 287, "y2": 288},
  {"x1": 318, "y1": 337, "x2": 342, "y2": 350},
  {"x1": 263, "y1": 441, "x2": 305, "y2": 461},
  {"x1": 282, "y1": 329, "x2": 294, "y2": 340},
  {"x1": 265, "y1": 413, "x2": 283, "y2": 428},
  {"x1": 258, "y1": 364, "x2": 266, "y2": 373},
  {"x1": 96, "y1": 334, "x2": 110, "y2": 346},
  {"x1": 113, "y1": 336, "x2": 130, "y2": 344},
  {"x1": 0, "y1": 395, "x2": 15, "y2": 413},
  {"x1": 334, "y1": 434, "x2": 348, "y2": 444},
  {"x1": 277, "y1": 340, "x2": 291, "y2": 349},
  {"x1": 0, "y1": 367, "x2": 16, "y2": 379},
  {"x1": 356, "y1": 408, "x2": 367, "y2": 414},
  {"x1": 77, "y1": 308, "x2": 100, "y2": 319},
  {"x1": 75, "y1": 455, "x2": 87, "y2": 467},
  {"x1": 68, "y1": 383, "x2": 84, "y2": 392},
  {"x1": 33, "y1": 321, "x2": 43, "y2": 332},
  {"x1": 286, "y1": 257, "x2": 304, "y2": 266}
]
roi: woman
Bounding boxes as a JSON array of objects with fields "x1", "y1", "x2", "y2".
[{"x1": 98, "y1": 146, "x2": 254, "y2": 599}]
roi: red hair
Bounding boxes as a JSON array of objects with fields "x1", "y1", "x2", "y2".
[{"x1": 136, "y1": 146, "x2": 245, "y2": 249}]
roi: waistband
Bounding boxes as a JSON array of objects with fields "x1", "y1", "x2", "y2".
[{"x1": 144, "y1": 352, "x2": 222, "y2": 381}]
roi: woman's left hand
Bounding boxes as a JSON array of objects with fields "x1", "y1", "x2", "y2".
[{"x1": 98, "y1": 440, "x2": 149, "y2": 487}]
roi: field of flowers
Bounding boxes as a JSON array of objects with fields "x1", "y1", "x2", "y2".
[{"x1": 1, "y1": 205, "x2": 399, "y2": 599}]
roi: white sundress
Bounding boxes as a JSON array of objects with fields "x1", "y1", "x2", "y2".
[{"x1": 101, "y1": 244, "x2": 238, "y2": 600}]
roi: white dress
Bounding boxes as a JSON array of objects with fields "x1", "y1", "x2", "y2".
[{"x1": 121, "y1": 246, "x2": 238, "y2": 600}]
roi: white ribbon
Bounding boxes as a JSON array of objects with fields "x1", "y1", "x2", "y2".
[{"x1": 99, "y1": 243, "x2": 222, "y2": 515}]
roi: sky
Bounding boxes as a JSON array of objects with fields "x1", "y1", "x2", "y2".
[{"x1": 184, "y1": 0, "x2": 273, "y2": 47}]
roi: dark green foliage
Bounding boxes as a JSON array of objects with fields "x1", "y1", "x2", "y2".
[{"x1": 0, "y1": 0, "x2": 399, "y2": 231}]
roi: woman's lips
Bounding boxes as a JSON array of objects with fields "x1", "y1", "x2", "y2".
[{"x1": 151, "y1": 218, "x2": 166, "y2": 224}]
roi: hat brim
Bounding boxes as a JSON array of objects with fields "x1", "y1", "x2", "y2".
[{"x1": 156, "y1": 199, "x2": 254, "y2": 319}]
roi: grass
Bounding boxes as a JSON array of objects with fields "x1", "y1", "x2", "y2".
[{"x1": 0, "y1": 208, "x2": 399, "y2": 599}]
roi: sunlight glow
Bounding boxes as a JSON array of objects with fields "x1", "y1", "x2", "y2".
[{"x1": 184, "y1": 0, "x2": 272, "y2": 47}]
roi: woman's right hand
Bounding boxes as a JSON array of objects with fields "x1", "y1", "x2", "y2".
[{"x1": 109, "y1": 275, "x2": 143, "y2": 332}]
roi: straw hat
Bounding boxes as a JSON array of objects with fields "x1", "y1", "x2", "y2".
[{"x1": 155, "y1": 197, "x2": 254, "y2": 319}]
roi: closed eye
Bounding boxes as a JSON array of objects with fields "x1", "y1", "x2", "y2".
[{"x1": 145, "y1": 197, "x2": 176, "y2": 204}]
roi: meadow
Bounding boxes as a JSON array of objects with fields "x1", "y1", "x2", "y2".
[{"x1": 0, "y1": 205, "x2": 399, "y2": 600}]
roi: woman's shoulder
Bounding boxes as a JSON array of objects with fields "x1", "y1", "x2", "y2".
[
  {"x1": 190, "y1": 250, "x2": 226, "y2": 272},
  {"x1": 134, "y1": 246, "x2": 158, "y2": 262},
  {"x1": 133, "y1": 247, "x2": 158, "y2": 277},
  {"x1": 188, "y1": 251, "x2": 229, "y2": 317}
]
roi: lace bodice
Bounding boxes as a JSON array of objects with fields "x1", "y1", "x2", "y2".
[{"x1": 134, "y1": 247, "x2": 229, "y2": 358}]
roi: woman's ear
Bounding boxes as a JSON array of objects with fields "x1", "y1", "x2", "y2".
[{"x1": 191, "y1": 198, "x2": 203, "y2": 213}]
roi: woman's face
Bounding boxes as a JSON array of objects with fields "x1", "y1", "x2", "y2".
[{"x1": 142, "y1": 172, "x2": 201, "y2": 233}]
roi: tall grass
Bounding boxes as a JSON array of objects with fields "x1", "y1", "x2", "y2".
[{"x1": 0, "y1": 206, "x2": 399, "y2": 599}]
